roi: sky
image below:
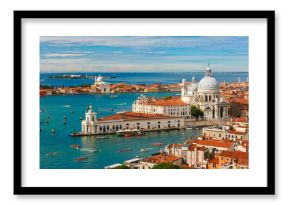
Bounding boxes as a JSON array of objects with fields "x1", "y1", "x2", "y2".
[{"x1": 40, "y1": 36, "x2": 248, "y2": 73}]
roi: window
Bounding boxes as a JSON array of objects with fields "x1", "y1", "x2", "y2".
[
  {"x1": 92, "y1": 117, "x2": 94, "y2": 121},
  {"x1": 148, "y1": 125, "x2": 150, "y2": 129},
  {"x1": 158, "y1": 125, "x2": 160, "y2": 129}
]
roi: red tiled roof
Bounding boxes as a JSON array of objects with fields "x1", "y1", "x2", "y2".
[
  {"x1": 142, "y1": 154, "x2": 181, "y2": 164},
  {"x1": 98, "y1": 112, "x2": 182, "y2": 122},
  {"x1": 219, "y1": 150, "x2": 248, "y2": 160},
  {"x1": 228, "y1": 130, "x2": 246, "y2": 135},
  {"x1": 191, "y1": 140, "x2": 234, "y2": 149},
  {"x1": 141, "y1": 97, "x2": 188, "y2": 106}
]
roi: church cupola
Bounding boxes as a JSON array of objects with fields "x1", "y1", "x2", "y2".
[{"x1": 205, "y1": 64, "x2": 212, "y2": 77}]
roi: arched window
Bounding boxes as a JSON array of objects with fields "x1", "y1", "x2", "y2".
[
  {"x1": 209, "y1": 95, "x2": 211, "y2": 101},
  {"x1": 205, "y1": 95, "x2": 208, "y2": 102}
]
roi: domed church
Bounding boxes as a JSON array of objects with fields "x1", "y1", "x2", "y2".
[{"x1": 180, "y1": 65, "x2": 228, "y2": 120}]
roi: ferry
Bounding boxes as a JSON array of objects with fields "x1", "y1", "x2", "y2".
[{"x1": 116, "y1": 129, "x2": 145, "y2": 137}]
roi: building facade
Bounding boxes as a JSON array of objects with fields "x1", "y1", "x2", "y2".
[
  {"x1": 132, "y1": 95, "x2": 191, "y2": 118},
  {"x1": 91, "y1": 74, "x2": 110, "y2": 93},
  {"x1": 180, "y1": 66, "x2": 229, "y2": 120},
  {"x1": 81, "y1": 106, "x2": 185, "y2": 134}
]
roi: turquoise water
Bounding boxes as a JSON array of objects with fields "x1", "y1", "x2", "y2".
[{"x1": 40, "y1": 92, "x2": 202, "y2": 169}]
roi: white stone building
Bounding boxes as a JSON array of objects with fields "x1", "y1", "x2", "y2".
[
  {"x1": 180, "y1": 65, "x2": 228, "y2": 120},
  {"x1": 91, "y1": 74, "x2": 110, "y2": 93},
  {"x1": 163, "y1": 144, "x2": 207, "y2": 168},
  {"x1": 81, "y1": 105, "x2": 185, "y2": 134},
  {"x1": 132, "y1": 95, "x2": 191, "y2": 118}
]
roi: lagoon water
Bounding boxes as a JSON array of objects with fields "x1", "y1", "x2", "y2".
[
  {"x1": 40, "y1": 93, "x2": 202, "y2": 169},
  {"x1": 40, "y1": 72, "x2": 248, "y2": 169}
]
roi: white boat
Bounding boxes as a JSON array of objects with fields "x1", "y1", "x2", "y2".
[
  {"x1": 186, "y1": 127, "x2": 193, "y2": 130},
  {"x1": 110, "y1": 95, "x2": 118, "y2": 98},
  {"x1": 140, "y1": 148, "x2": 153, "y2": 152},
  {"x1": 80, "y1": 148, "x2": 97, "y2": 153},
  {"x1": 63, "y1": 105, "x2": 71, "y2": 108}
]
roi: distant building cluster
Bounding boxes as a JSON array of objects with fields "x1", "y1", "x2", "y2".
[{"x1": 132, "y1": 95, "x2": 191, "y2": 117}]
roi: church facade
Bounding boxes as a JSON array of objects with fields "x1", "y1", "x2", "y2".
[
  {"x1": 180, "y1": 66, "x2": 228, "y2": 120},
  {"x1": 91, "y1": 74, "x2": 111, "y2": 93}
]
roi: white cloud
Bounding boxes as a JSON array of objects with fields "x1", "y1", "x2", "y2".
[{"x1": 44, "y1": 53, "x2": 83, "y2": 57}]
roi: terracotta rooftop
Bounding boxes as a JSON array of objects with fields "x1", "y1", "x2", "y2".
[
  {"x1": 219, "y1": 150, "x2": 248, "y2": 160},
  {"x1": 228, "y1": 130, "x2": 246, "y2": 135},
  {"x1": 140, "y1": 97, "x2": 188, "y2": 106},
  {"x1": 229, "y1": 98, "x2": 249, "y2": 105},
  {"x1": 98, "y1": 112, "x2": 182, "y2": 122},
  {"x1": 142, "y1": 154, "x2": 181, "y2": 164},
  {"x1": 190, "y1": 140, "x2": 234, "y2": 149}
]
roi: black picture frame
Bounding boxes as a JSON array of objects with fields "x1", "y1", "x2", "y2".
[{"x1": 14, "y1": 10, "x2": 275, "y2": 195}]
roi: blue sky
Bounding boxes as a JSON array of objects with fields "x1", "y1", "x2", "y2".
[{"x1": 40, "y1": 36, "x2": 248, "y2": 73}]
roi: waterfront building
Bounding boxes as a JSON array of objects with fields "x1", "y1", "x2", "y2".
[
  {"x1": 81, "y1": 105, "x2": 185, "y2": 134},
  {"x1": 132, "y1": 95, "x2": 191, "y2": 117},
  {"x1": 91, "y1": 74, "x2": 110, "y2": 93},
  {"x1": 180, "y1": 65, "x2": 229, "y2": 120},
  {"x1": 139, "y1": 154, "x2": 183, "y2": 169}
]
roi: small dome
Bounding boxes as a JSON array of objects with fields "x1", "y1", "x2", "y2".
[
  {"x1": 198, "y1": 76, "x2": 219, "y2": 91},
  {"x1": 188, "y1": 82, "x2": 198, "y2": 93},
  {"x1": 96, "y1": 74, "x2": 103, "y2": 82}
]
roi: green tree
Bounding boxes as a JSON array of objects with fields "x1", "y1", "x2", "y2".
[
  {"x1": 204, "y1": 150, "x2": 213, "y2": 160},
  {"x1": 115, "y1": 164, "x2": 130, "y2": 169},
  {"x1": 191, "y1": 105, "x2": 204, "y2": 120},
  {"x1": 163, "y1": 96, "x2": 173, "y2": 100},
  {"x1": 152, "y1": 163, "x2": 181, "y2": 169}
]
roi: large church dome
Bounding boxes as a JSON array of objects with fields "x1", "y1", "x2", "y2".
[{"x1": 198, "y1": 66, "x2": 219, "y2": 91}]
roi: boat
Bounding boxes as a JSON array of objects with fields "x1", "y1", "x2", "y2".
[
  {"x1": 186, "y1": 127, "x2": 193, "y2": 130},
  {"x1": 70, "y1": 144, "x2": 81, "y2": 149},
  {"x1": 75, "y1": 157, "x2": 88, "y2": 161},
  {"x1": 116, "y1": 129, "x2": 144, "y2": 137},
  {"x1": 140, "y1": 148, "x2": 153, "y2": 152},
  {"x1": 80, "y1": 148, "x2": 97, "y2": 153},
  {"x1": 63, "y1": 105, "x2": 71, "y2": 108},
  {"x1": 151, "y1": 143, "x2": 163, "y2": 146},
  {"x1": 118, "y1": 148, "x2": 132, "y2": 153},
  {"x1": 110, "y1": 95, "x2": 118, "y2": 98}
]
